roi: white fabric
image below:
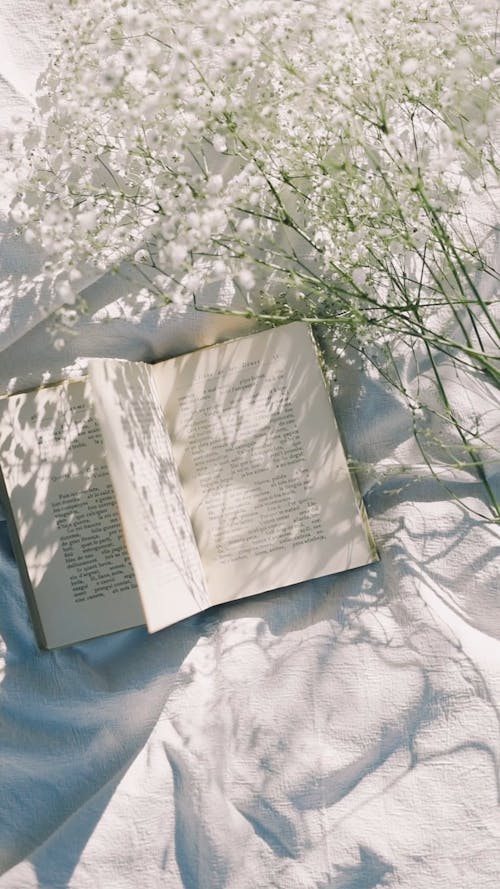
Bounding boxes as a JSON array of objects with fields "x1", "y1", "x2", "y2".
[{"x1": 1, "y1": 4, "x2": 499, "y2": 888}]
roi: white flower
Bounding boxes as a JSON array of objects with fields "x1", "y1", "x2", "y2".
[
  {"x1": 401, "y1": 58, "x2": 419, "y2": 77},
  {"x1": 8, "y1": 0, "x2": 499, "y2": 358},
  {"x1": 212, "y1": 134, "x2": 227, "y2": 153},
  {"x1": 212, "y1": 259, "x2": 227, "y2": 278},
  {"x1": 56, "y1": 279, "x2": 76, "y2": 303},
  {"x1": 167, "y1": 242, "x2": 188, "y2": 267},
  {"x1": 211, "y1": 95, "x2": 226, "y2": 114},
  {"x1": 237, "y1": 268, "x2": 255, "y2": 290},
  {"x1": 77, "y1": 209, "x2": 97, "y2": 232},
  {"x1": 206, "y1": 174, "x2": 224, "y2": 195},
  {"x1": 11, "y1": 200, "x2": 30, "y2": 225},
  {"x1": 238, "y1": 217, "x2": 255, "y2": 236}
]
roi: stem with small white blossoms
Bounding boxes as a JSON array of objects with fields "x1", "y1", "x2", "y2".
[{"x1": 6, "y1": 0, "x2": 500, "y2": 518}]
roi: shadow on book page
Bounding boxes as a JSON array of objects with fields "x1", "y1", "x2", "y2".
[
  {"x1": 152, "y1": 322, "x2": 377, "y2": 606},
  {"x1": 88, "y1": 358, "x2": 209, "y2": 633},
  {"x1": 0, "y1": 380, "x2": 145, "y2": 647}
]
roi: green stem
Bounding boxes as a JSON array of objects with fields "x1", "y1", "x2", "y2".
[{"x1": 422, "y1": 332, "x2": 500, "y2": 520}]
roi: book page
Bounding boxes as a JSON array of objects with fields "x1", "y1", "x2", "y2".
[
  {"x1": 0, "y1": 380, "x2": 145, "y2": 648},
  {"x1": 87, "y1": 359, "x2": 209, "y2": 632},
  {"x1": 152, "y1": 322, "x2": 376, "y2": 605}
]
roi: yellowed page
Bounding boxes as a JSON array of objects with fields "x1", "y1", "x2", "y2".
[
  {"x1": 152, "y1": 322, "x2": 376, "y2": 605},
  {"x1": 88, "y1": 359, "x2": 209, "y2": 632},
  {"x1": 0, "y1": 380, "x2": 144, "y2": 648}
]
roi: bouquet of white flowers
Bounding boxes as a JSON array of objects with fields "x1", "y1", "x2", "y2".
[{"x1": 7, "y1": 0, "x2": 500, "y2": 517}]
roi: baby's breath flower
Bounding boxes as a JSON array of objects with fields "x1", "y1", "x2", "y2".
[
  {"x1": 55, "y1": 280, "x2": 76, "y2": 303},
  {"x1": 237, "y1": 268, "x2": 256, "y2": 290},
  {"x1": 206, "y1": 175, "x2": 223, "y2": 196},
  {"x1": 8, "y1": 0, "x2": 499, "y2": 340}
]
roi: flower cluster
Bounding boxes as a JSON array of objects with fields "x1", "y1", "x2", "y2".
[
  {"x1": 12, "y1": 0, "x2": 498, "y2": 314},
  {"x1": 8, "y1": 0, "x2": 500, "y2": 514}
]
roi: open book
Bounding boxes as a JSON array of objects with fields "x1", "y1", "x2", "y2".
[{"x1": 0, "y1": 322, "x2": 377, "y2": 649}]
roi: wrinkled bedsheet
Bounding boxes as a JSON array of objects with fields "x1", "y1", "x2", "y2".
[{"x1": 1, "y1": 4, "x2": 499, "y2": 888}]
